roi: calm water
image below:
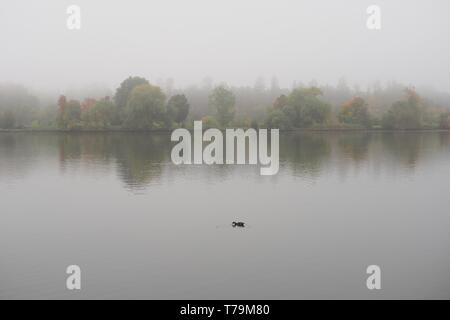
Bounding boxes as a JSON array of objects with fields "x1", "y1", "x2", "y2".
[{"x1": 0, "y1": 131, "x2": 449, "y2": 299}]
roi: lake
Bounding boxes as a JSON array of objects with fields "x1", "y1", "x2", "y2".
[{"x1": 0, "y1": 131, "x2": 449, "y2": 299}]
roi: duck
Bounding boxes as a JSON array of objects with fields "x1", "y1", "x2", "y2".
[{"x1": 232, "y1": 221, "x2": 245, "y2": 228}]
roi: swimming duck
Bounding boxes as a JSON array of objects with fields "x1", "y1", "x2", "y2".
[{"x1": 232, "y1": 222, "x2": 245, "y2": 228}]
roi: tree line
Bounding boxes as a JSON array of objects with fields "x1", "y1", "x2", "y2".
[{"x1": 1, "y1": 77, "x2": 450, "y2": 130}]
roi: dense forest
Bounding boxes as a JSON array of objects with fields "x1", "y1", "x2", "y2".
[{"x1": 1, "y1": 76, "x2": 450, "y2": 131}]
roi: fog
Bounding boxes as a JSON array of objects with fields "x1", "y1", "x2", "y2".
[{"x1": 1, "y1": 0, "x2": 450, "y2": 94}]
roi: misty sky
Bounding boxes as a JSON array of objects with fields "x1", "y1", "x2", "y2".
[{"x1": 1, "y1": 0, "x2": 450, "y2": 93}]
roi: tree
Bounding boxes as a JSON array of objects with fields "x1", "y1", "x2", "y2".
[
  {"x1": 264, "y1": 88, "x2": 331, "y2": 129},
  {"x1": 56, "y1": 97, "x2": 82, "y2": 129},
  {"x1": 339, "y1": 97, "x2": 371, "y2": 127},
  {"x1": 0, "y1": 84, "x2": 38, "y2": 128},
  {"x1": 35, "y1": 104, "x2": 57, "y2": 129},
  {"x1": 286, "y1": 87, "x2": 330, "y2": 127},
  {"x1": 273, "y1": 94, "x2": 288, "y2": 109},
  {"x1": 167, "y1": 94, "x2": 190, "y2": 126},
  {"x1": 209, "y1": 86, "x2": 236, "y2": 127},
  {"x1": 382, "y1": 88, "x2": 423, "y2": 129},
  {"x1": 57, "y1": 95, "x2": 68, "y2": 128},
  {"x1": 125, "y1": 84, "x2": 166, "y2": 129},
  {"x1": 201, "y1": 115, "x2": 220, "y2": 129},
  {"x1": 114, "y1": 76, "x2": 150, "y2": 110},
  {"x1": 63, "y1": 100, "x2": 82, "y2": 129},
  {"x1": 81, "y1": 98, "x2": 97, "y2": 112},
  {"x1": 0, "y1": 110, "x2": 16, "y2": 129},
  {"x1": 82, "y1": 98, "x2": 116, "y2": 129},
  {"x1": 439, "y1": 113, "x2": 450, "y2": 129},
  {"x1": 264, "y1": 109, "x2": 292, "y2": 130},
  {"x1": 297, "y1": 98, "x2": 330, "y2": 127}
]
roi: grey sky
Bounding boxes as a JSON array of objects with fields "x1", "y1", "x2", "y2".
[{"x1": 1, "y1": 0, "x2": 449, "y2": 93}]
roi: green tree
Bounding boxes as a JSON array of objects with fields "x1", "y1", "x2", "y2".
[
  {"x1": 125, "y1": 84, "x2": 166, "y2": 129},
  {"x1": 114, "y1": 76, "x2": 149, "y2": 111},
  {"x1": 35, "y1": 105, "x2": 57, "y2": 129},
  {"x1": 286, "y1": 87, "x2": 330, "y2": 127},
  {"x1": 273, "y1": 94, "x2": 288, "y2": 109},
  {"x1": 201, "y1": 115, "x2": 220, "y2": 129},
  {"x1": 167, "y1": 94, "x2": 190, "y2": 126},
  {"x1": 382, "y1": 88, "x2": 423, "y2": 129},
  {"x1": 62, "y1": 100, "x2": 82, "y2": 129},
  {"x1": 250, "y1": 119, "x2": 259, "y2": 129},
  {"x1": 83, "y1": 99, "x2": 116, "y2": 129},
  {"x1": 265, "y1": 109, "x2": 292, "y2": 130},
  {"x1": 56, "y1": 95, "x2": 67, "y2": 128},
  {"x1": 209, "y1": 86, "x2": 236, "y2": 127},
  {"x1": 339, "y1": 97, "x2": 371, "y2": 127}
]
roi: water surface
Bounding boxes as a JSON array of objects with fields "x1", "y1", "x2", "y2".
[{"x1": 0, "y1": 132, "x2": 449, "y2": 299}]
